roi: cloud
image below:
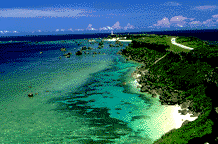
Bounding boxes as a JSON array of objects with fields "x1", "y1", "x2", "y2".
[
  {"x1": 212, "y1": 14, "x2": 218, "y2": 18},
  {"x1": 188, "y1": 21, "x2": 203, "y2": 28},
  {"x1": 150, "y1": 16, "x2": 196, "y2": 29},
  {"x1": 0, "y1": 8, "x2": 87, "y2": 18},
  {"x1": 124, "y1": 23, "x2": 135, "y2": 30},
  {"x1": 202, "y1": 19, "x2": 218, "y2": 27},
  {"x1": 111, "y1": 21, "x2": 123, "y2": 30},
  {"x1": 162, "y1": 2, "x2": 181, "y2": 6},
  {"x1": 86, "y1": 24, "x2": 97, "y2": 30},
  {"x1": 99, "y1": 21, "x2": 131, "y2": 31},
  {"x1": 192, "y1": 5, "x2": 217, "y2": 11},
  {"x1": 75, "y1": 29, "x2": 84, "y2": 31},
  {"x1": 152, "y1": 17, "x2": 170, "y2": 28},
  {"x1": 99, "y1": 26, "x2": 113, "y2": 31}
]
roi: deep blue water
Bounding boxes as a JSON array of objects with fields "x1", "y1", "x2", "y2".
[{"x1": 0, "y1": 36, "x2": 178, "y2": 143}]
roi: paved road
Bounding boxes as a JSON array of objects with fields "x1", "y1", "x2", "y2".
[{"x1": 171, "y1": 38, "x2": 194, "y2": 50}]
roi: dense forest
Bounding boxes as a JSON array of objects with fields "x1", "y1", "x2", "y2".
[{"x1": 118, "y1": 34, "x2": 218, "y2": 143}]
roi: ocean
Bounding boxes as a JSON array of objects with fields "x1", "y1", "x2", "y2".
[{"x1": 0, "y1": 35, "x2": 180, "y2": 143}]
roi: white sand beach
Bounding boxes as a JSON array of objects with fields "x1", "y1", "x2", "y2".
[
  {"x1": 131, "y1": 71, "x2": 199, "y2": 134},
  {"x1": 103, "y1": 37, "x2": 132, "y2": 42}
]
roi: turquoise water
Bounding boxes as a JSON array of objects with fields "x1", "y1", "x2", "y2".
[{"x1": 0, "y1": 38, "x2": 171, "y2": 143}]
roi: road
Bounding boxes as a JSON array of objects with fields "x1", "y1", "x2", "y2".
[{"x1": 171, "y1": 38, "x2": 194, "y2": 50}]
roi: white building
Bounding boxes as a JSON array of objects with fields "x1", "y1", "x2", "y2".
[{"x1": 111, "y1": 31, "x2": 113, "y2": 35}]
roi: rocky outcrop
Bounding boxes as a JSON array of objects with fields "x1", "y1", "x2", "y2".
[
  {"x1": 181, "y1": 120, "x2": 191, "y2": 127},
  {"x1": 81, "y1": 46, "x2": 87, "y2": 50},
  {"x1": 63, "y1": 52, "x2": 72, "y2": 58},
  {"x1": 28, "y1": 93, "x2": 33, "y2": 97},
  {"x1": 109, "y1": 44, "x2": 115, "y2": 47},
  {"x1": 75, "y1": 50, "x2": 83, "y2": 55},
  {"x1": 88, "y1": 47, "x2": 93, "y2": 50},
  {"x1": 60, "y1": 48, "x2": 66, "y2": 52},
  {"x1": 65, "y1": 55, "x2": 70, "y2": 58}
]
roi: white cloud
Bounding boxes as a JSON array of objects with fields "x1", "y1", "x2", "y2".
[
  {"x1": 111, "y1": 21, "x2": 123, "y2": 30},
  {"x1": 0, "y1": 8, "x2": 86, "y2": 18},
  {"x1": 189, "y1": 21, "x2": 202, "y2": 25},
  {"x1": 212, "y1": 14, "x2": 218, "y2": 18},
  {"x1": 150, "y1": 16, "x2": 198, "y2": 29},
  {"x1": 154, "y1": 17, "x2": 170, "y2": 27},
  {"x1": 86, "y1": 24, "x2": 97, "y2": 30},
  {"x1": 193, "y1": 5, "x2": 217, "y2": 11},
  {"x1": 162, "y1": 2, "x2": 181, "y2": 6},
  {"x1": 124, "y1": 23, "x2": 135, "y2": 30},
  {"x1": 99, "y1": 21, "x2": 123, "y2": 31}
]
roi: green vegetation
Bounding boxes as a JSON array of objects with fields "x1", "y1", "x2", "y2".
[
  {"x1": 153, "y1": 109, "x2": 213, "y2": 144},
  {"x1": 120, "y1": 34, "x2": 218, "y2": 143},
  {"x1": 176, "y1": 36, "x2": 218, "y2": 51}
]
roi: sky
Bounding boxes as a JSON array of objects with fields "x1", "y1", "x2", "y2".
[{"x1": 1, "y1": 0, "x2": 218, "y2": 35}]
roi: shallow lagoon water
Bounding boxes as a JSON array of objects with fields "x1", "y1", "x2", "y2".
[{"x1": 0, "y1": 38, "x2": 174, "y2": 143}]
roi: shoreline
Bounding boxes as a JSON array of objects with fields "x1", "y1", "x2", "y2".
[
  {"x1": 128, "y1": 59, "x2": 201, "y2": 133},
  {"x1": 102, "y1": 38, "x2": 133, "y2": 42}
]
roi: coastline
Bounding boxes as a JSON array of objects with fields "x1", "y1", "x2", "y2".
[
  {"x1": 117, "y1": 49, "x2": 206, "y2": 143},
  {"x1": 130, "y1": 67, "x2": 200, "y2": 131},
  {"x1": 102, "y1": 38, "x2": 133, "y2": 42}
]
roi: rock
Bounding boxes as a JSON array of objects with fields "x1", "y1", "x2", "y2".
[
  {"x1": 178, "y1": 109, "x2": 188, "y2": 115},
  {"x1": 65, "y1": 55, "x2": 70, "y2": 58},
  {"x1": 97, "y1": 46, "x2": 102, "y2": 49},
  {"x1": 152, "y1": 94, "x2": 157, "y2": 98},
  {"x1": 87, "y1": 52, "x2": 89, "y2": 54},
  {"x1": 40, "y1": 51, "x2": 43, "y2": 54},
  {"x1": 141, "y1": 86, "x2": 149, "y2": 92},
  {"x1": 181, "y1": 120, "x2": 191, "y2": 126},
  {"x1": 28, "y1": 93, "x2": 33, "y2": 97},
  {"x1": 215, "y1": 107, "x2": 218, "y2": 114},
  {"x1": 109, "y1": 44, "x2": 115, "y2": 47},
  {"x1": 60, "y1": 48, "x2": 66, "y2": 51},
  {"x1": 116, "y1": 51, "x2": 122, "y2": 55},
  {"x1": 122, "y1": 82, "x2": 126, "y2": 85},
  {"x1": 81, "y1": 46, "x2": 87, "y2": 50},
  {"x1": 93, "y1": 52, "x2": 97, "y2": 54},
  {"x1": 75, "y1": 50, "x2": 83, "y2": 55},
  {"x1": 190, "y1": 112, "x2": 200, "y2": 117},
  {"x1": 180, "y1": 100, "x2": 192, "y2": 109}
]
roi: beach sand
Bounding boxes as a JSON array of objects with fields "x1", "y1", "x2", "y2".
[
  {"x1": 131, "y1": 70, "x2": 199, "y2": 135},
  {"x1": 103, "y1": 38, "x2": 132, "y2": 42}
]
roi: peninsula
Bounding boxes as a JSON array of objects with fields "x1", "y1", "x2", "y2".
[{"x1": 114, "y1": 33, "x2": 218, "y2": 143}]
